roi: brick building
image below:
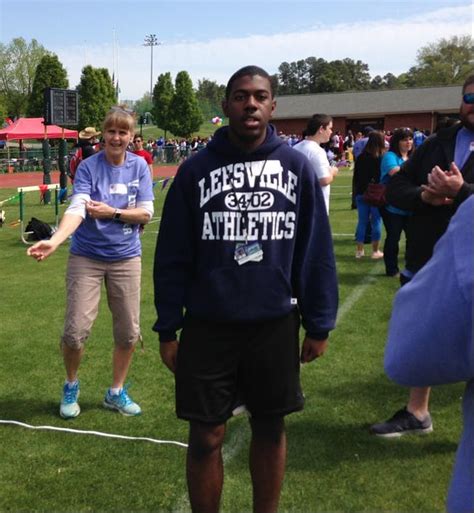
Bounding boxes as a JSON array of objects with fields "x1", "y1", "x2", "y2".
[{"x1": 272, "y1": 85, "x2": 461, "y2": 136}]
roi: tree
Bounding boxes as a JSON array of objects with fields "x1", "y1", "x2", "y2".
[
  {"x1": 396, "y1": 72, "x2": 416, "y2": 89},
  {"x1": 370, "y1": 75, "x2": 384, "y2": 90},
  {"x1": 134, "y1": 92, "x2": 153, "y2": 118},
  {"x1": 196, "y1": 78, "x2": 225, "y2": 107},
  {"x1": 407, "y1": 35, "x2": 474, "y2": 86},
  {"x1": 168, "y1": 71, "x2": 203, "y2": 138},
  {"x1": 277, "y1": 56, "x2": 371, "y2": 94},
  {"x1": 134, "y1": 93, "x2": 154, "y2": 129},
  {"x1": 27, "y1": 54, "x2": 69, "y2": 117},
  {"x1": 383, "y1": 73, "x2": 399, "y2": 89},
  {"x1": 269, "y1": 74, "x2": 279, "y2": 96},
  {"x1": 77, "y1": 66, "x2": 116, "y2": 128},
  {"x1": 340, "y1": 58, "x2": 371, "y2": 91},
  {"x1": 0, "y1": 93, "x2": 7, "y2": 122},
  {"x1": 317, "y1": 58, "x2": 370, "y2": 92},
  {"x1": 196, "y1": 78, "x2": 225, "y2": 121},
  {"x1": 292, "y1": 59, "x2": 311, "y2": 93},
  {"x1": 278, "y1": 61, "x2": 301, "y2": 95},
  {"x1": 306, "y1": 57, "x2": 329, "y2": 93},
  {"x1": 152, "y1": 72, "x2": 174, "y2": 135},
  {"x1": 0, "y1": 37, "x2": 50, "y2": 117},
  {"x1": 370, "y1": 72, "x2": 404, "y2": 90}
]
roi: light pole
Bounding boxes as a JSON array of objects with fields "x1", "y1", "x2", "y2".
[{"x1": 143, "y1": 34, "x2": 161, "y2": 98}]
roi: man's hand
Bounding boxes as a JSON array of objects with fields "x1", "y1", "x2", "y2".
[
  {"x1": 300, "y1": 337, "x2": 328, "y2": 364},
  {"x1": 420, "y1": 189, "x2": 453, "y2": 206},
  {"x1": 423, "y1": 162, "x2": 464, "y2": 198},
  {"x1": 160, "y1": 340, "x2": 178, "y2": 374}
]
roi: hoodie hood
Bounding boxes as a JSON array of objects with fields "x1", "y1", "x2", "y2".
[{"x1": 207, "y1": 124, "x2": 285, "y2": 159}]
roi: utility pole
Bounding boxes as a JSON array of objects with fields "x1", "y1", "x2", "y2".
[{"x1": 143, "y1": 34, "x2": 161, "y2": 98}]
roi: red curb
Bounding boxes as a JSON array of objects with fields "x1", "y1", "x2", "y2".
[{"x1": 0, "y1": 165, "x2": 178, "y2": 189}]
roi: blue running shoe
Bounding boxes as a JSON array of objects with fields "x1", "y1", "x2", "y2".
[
  {"x1": 103, "y1": 385, "x2": 141, "y2": 416},
  {"x1": 60, "y1": 381, "x2": 80, "y2": 419}
]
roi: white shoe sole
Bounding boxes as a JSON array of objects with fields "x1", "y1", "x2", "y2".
[
  {"x1": 60, "y1": 389, "x2": 80, "y2": 419},
  {"x1": 60, "y1": 404, "x2": 80, "y2": 419},
  {"x1": 374, "y1": 425, "x2": 433, "y2": 438},
  {"x1": 103, "y1": 399, "x2": 141, "y2": 417}
]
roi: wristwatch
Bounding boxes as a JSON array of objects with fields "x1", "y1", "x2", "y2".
[{"x1": 113, "y1": 209, "x2": 122, "y2": 220}]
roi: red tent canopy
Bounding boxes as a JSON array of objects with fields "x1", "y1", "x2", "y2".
[{"x1": 0, "y1": 118, "x2": 78, "y2": 141}]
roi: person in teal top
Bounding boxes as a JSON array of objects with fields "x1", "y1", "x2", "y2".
[{"x1": 379, "y1": 128, "x2": 413, "y2": 276}]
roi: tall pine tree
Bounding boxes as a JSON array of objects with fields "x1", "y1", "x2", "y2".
[
  {"x1": 27, "y1": 54, "x2": 69, "y2": 117},
  {"x1": 77, "y1": 65, "x2": 116, "y2": 129},
  {"x1": 168, "y1": 71, "x2": 203, "y2": 138},
  {"x1": 152, "y1": 72, "x2": 174, "y2": 136}
]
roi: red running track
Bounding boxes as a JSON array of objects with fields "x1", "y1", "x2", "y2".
[{"x1": 0, "y1": 165, "x2": 178, "y2": 189}]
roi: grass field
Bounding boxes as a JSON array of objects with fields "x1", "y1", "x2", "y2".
[
  {"x1": 139, "y1": 119, "x2": 225, "y2": 142},
  {"x1": 0, "y1": 169, "x2": 463, "y2": 512}
]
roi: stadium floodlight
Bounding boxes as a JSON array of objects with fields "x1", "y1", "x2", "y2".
[{"x1": 143, "y1": 34, "x2": 162, "y2": 98}]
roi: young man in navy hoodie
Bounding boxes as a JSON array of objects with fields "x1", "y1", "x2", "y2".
[{"x1": 153, "y1": 66, "x2": 338, "y2": 513}]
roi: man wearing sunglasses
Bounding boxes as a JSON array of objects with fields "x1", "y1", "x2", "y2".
[
  {"x1": 370, "y1": 74, "x2": 474, "y2": 438},
  {"x1": 133, "y1": 135, "x2": 154, "y2": 178}
]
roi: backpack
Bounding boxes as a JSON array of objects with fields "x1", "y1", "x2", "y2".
[
  {"x1": 69, "y1": 147, "x2": 83, "y2": 182},
  {"x1": 25, "y1": 217, "x2": 53, "y2": 241}
]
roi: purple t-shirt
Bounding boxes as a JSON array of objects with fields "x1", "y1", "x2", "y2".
[{"x1": 71, "y1": 151, "x2": 154, "y2": 261}]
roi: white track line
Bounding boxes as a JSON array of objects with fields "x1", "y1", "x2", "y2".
[
  {"x1": 337, "y1": 263, "x2": 383, "y2": 323},
  {"x1": 0, "y1": 419, "x2": 187, "y2": 448}
]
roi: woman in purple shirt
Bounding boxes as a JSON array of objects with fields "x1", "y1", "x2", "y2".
[{"x1": 27, "y1": 106, "x2": 154, "y2": 420}]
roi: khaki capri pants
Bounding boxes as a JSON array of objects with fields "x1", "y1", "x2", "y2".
[{"x1": 61, "y1": 254, "x2": 142, "y2": 350}]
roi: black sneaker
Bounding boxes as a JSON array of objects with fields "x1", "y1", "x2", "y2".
[{"x1": 370, "y1": 407, "x2": 433, "y2": 438}]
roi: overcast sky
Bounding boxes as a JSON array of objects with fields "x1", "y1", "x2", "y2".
[{"x1": 0, "y1": 0, "x2": 472, "y2": 101}]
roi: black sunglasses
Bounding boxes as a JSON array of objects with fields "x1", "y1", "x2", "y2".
[{"x1": 463, "y1": 93, "x2": 474, "y2": 104}]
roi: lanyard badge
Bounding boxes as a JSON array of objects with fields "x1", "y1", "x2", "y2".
[
  {"x1": 234, "y1": 241, "x2": 264, "y2": 265},
  {"x1": 231, "y1": 160, "x2": 268, "y2": 265}
]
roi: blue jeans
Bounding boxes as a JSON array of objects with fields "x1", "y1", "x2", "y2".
[
  {"x1": 355, "y1": 195, "x2": 382, "y2": 243},
  {"x1": 380, "y1": 208, "x2": 409, "y2": 276}
]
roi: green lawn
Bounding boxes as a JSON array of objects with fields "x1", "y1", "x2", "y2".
[
  {"x1": 139, "y1": 119, "x2": 226, "y2": 141},
  {"x1": 0, "y1": 169, "x2": 463, "y2": 512}
]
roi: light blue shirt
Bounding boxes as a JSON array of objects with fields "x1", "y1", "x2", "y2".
[
  {"x1": 385, "y1": 196, "x2": 474, "y2": 513},
  {"x1": 352, "y1": 137, "x2": 368, "y2": 159},
  {"x1": 454, "y1": 127, "x2": 474, "y2": 170}
]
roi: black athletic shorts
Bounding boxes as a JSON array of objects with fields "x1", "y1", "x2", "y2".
[{"x1": 175, "y1": 309, "x2": 304, "y2": 424}]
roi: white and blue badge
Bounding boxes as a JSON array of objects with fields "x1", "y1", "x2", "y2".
[{"x1": 234, "y1": 241, "x2": 263, "y2": 265}]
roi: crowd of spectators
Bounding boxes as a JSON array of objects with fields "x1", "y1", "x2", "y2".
[
  {"x1": 99, "y1": 118, "x2": 459, "y2": 170},
  {"x1": 138, "y1": 136, "x2": 210, "y2": 164}
]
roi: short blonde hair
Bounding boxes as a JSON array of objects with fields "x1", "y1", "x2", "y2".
[{"x1": 103, "y1": 105, "x2": 136, "y2": 133}]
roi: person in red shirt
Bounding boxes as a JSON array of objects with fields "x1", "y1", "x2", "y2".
[{"x1": 133, "y1": 134, "x2": 153, "y2": 178}]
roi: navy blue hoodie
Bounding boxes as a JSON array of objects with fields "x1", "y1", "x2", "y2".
[{"x1": 153, "y1": 125, "x2": 338, "y2": 342}]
